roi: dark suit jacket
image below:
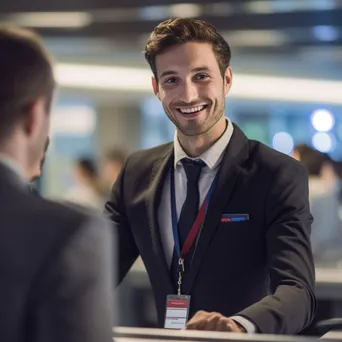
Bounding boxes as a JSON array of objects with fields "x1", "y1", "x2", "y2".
[
  {"x1": 0, "y1": 162, "x2": 114, "y2": 342},
  {"x1": 105, "y1": 124, "x2": 316, "y2": 334}
]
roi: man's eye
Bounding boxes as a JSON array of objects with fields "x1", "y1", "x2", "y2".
[
  {"x1": 165, "y1": 77, "x2": 177, "y2": 83},
  {"x1": 195, "y1": 74, "x2": 208, "y2": 80}
]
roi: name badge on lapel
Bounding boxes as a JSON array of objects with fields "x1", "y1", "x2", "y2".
[
  {"x1": 164, "y1": 294, "x2": 191, "y2": 330},
  {"x1": 221, "y1": 213, "x2": 249, "y2": 222}
]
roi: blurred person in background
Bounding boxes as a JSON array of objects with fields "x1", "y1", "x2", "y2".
[
  {"x1": 293, "y1": 144, "x2": 340, "y2": 192},
  {"x1": 102, "y1": 149, "x2": 126, "y2": 196},
  {"x1": 105, "y1": 18, "x2": 315, "y2": 334},
  {"x1": 332, "y1": 160, "x2": 342, "y2": 213},
  {"x1": 293, "y1": 144, "x2": 342, "y2": 263},
  {"x1": 0, "y1": 24, "x2": 114, "y2": 342},
  {"x1": 65, "y1": 157, "x2": 105, "y2": 210}
]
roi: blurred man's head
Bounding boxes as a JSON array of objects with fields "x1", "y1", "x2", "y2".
[
  {"x1": 0, "y1": 24, "x2": 55, "y2": 179},
  {"x1": 102, "y1": 149, "x2": 126, "y2": 186},
  {"x1": 293, "y1": 144, "x2": 331, "y2": 177},
  {"x1": 74, "y1": 158, "x2": 98, "y2": 184}
]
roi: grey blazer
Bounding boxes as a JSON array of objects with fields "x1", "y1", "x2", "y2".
[{"x1": 0, "y1": 162, "x2": 115, "y2": 342}]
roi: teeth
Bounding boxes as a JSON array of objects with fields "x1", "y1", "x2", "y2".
[{"x1": 179, "y1": 105, "x2": 204, "y2": 114}]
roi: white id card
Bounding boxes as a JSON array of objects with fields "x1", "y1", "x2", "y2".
[{"x1": 164, "y1": 294, "x2": 191, "y2": 330}]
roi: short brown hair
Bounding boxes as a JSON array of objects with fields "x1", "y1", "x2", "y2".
[
  {"x1": 0, "y1": 24, "x2": 55, "y2": 140},
  {"x1": 144, "y1": 18, "x2": 231, "y2": 80},
  {"x1": 105, "y1": 149, "x2": 126, "y2": 165}
]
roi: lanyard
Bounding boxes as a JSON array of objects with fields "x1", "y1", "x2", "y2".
[{"x1": 170, "y1": 164, "x2": 216, "y2": 294}]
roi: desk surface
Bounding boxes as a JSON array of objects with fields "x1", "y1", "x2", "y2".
[
  {"x1": 114, "y1": 327, "x2": 324, "y2": 342},
  {"x1": 321, "y1": 331, "x2": 342, "y2": 339}
]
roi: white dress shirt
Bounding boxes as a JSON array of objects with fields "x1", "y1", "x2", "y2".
[{"x1": 158, "y1": 118, "x2": 256, "y2": 333}]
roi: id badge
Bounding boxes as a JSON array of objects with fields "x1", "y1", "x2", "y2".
[{"x1": 164, "y1": 294, "x2": 191, "y2": 330}]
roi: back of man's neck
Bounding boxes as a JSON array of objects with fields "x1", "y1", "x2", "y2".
[{"x1": 0, "y1": 152, "x2": 27, "y2": 181}]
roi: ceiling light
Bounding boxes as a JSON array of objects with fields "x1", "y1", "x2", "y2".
[{"x1": 311, "y1": 109, "x2": 335, "y2": 132}]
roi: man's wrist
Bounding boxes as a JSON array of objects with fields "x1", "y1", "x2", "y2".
[{"x1": 230, "y1": 315, "x2": 256, "y2": 333}]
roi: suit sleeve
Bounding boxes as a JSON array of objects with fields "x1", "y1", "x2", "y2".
[
  {"x1": 35, "y1": 216, "x2": 115, "y2": 342},
  {"x1": 237, "y1": 160, "x2": 316, "y2": 334},
  {"x1": 104, "y1": 159, "x2": 140, "y2": 284}
]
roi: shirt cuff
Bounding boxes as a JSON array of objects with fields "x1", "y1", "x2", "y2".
[{"x1": 231, "y1": 316, "x2": 256, "y2": 334}]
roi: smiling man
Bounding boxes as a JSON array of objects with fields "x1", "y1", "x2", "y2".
[{"x1": 105, "y1": 18, "x2": 316, "y2": 334}]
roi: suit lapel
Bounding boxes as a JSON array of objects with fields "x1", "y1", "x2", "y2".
[
  {"x1": 183, "y1": 124, "x2": 250, "y2": 293},
  {"x1": 145, "y1": 143, "x2": 174, "y2": 289}
]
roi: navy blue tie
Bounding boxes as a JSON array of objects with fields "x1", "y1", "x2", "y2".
[
  {"x1": 177, "y1": 158, "x2": 205, "y2": 247},
  {"x1": 170, "y1": 158, "x2": 205, "y2": 282}
]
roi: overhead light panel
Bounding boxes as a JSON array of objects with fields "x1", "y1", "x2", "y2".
[
  {"x1": 7, "y1": 12, "x2": 92, "y2": 28},
  {"x1": 55, "y1": 63, "x2": 342, "y2": 105},
  {"x1": 223, "y1": 29, "x2": 288, "y2": 47},
  {"x1": 230, "y1": 74, "x2": 342, "y2": 105},
  {"x1": 169, "y1": 4, "x2": 202, "y2": 17},
  {"x1": 55, "y1": 64, "x2": 152, "y2": 92}
]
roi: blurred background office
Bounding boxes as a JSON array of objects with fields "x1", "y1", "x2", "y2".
[{"x1": 1, "y1": 0, "x2": 342, "y2": 334}]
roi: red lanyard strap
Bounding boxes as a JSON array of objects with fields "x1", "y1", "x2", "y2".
[
  {"x1": 170, "y1": 166, "x2": 216, "y2": 259},
  {"x1": 180, "y1": 199, "x2": 206, "y2": 258}
]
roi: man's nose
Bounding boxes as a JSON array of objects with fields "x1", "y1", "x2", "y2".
[{"x1": 179, "y1": 81, "x2": 198, "y2": 104}]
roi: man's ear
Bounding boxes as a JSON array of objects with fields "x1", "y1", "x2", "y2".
[
  {"x1": 23, "y1": 97, "x2": 45, "y2": 137},
  {"x1": 223, "y1": 67, "x2": 233, "y2": 96},
  {"x1": 152, "y1": 77, "x2": 160, "y2": 100}
]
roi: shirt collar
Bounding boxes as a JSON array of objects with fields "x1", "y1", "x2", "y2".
[
  {"x1": 0, "y1": 154, "x2": 27, "y2": 183},
  {"x1": 174, "y1": 118, "x2": 234, "y2": 170}
]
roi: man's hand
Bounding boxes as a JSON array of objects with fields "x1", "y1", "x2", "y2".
[{"x1": 185, "y1": 311, "x2": 246, "y2": 332}]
